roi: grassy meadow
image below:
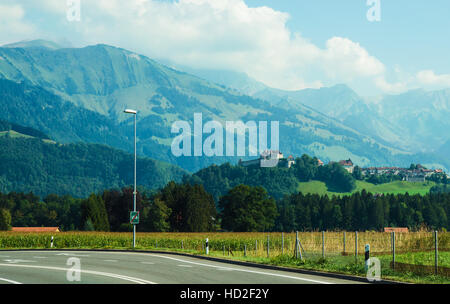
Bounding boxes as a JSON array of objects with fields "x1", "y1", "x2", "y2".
[{"x1": 297, "y1": 180, "x2": 435, "y2": 196}]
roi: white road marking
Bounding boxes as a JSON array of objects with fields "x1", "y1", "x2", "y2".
[
  {"x1": 33, "y1": 257, "x2": 48, "y2": 259},
  {"x1": 3, "y1": 259, "x2": 36, "y2": 264},
  {"x1": 150, "y1": 255, "x2": 334, "y2": 284},
  {"x1": 0, "y1": 277, "x2": 22, "y2": 284},
  {"x1": 4, "y1": 251, "x2": 340, "y2": 284},
  {"x1": 103, "y1": 260, "x2": 118, "y2": 262},
  {"x1": 100, "y1": 251, "x2": 335, "y2": 284},
  {"x1": 141, "y1": 262, "x2": 155, "y2": 265},
  {"x1": 177, "y1": 264, "x2": 193, "y2": 268},
  {"x1": 0, "y1": 264, "x2": 156, "y2": 284},
  {"x1": 56, "y1": 253, "x2": 89, "y2": 257}
]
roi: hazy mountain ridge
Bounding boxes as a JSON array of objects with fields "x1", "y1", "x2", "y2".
[
  {"x1": 184, "y1": 67, "x2": 450, "y2": 158},
  {"x1": 0, "y1": 41, "x2": 447, "y2": 171}
]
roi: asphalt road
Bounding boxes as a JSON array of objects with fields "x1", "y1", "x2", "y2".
[{"x1": 0, "y1": 251, "x2": 366, "y2": 284}]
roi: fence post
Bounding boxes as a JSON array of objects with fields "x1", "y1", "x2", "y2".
[
  {"x1": 434, "y1": 231, "x2": 438, "y2": 275},
  {"x1": 267, "y1": 235, "x2": 270, "y2": 258},
  {"x1": 343, "y1": 231, "x2": 346, "y2": 255},
  {"x1": 282, "y1": 232, "x2": 284, "y2": 255},
  {"x1": 298, "y1": 237, "x2": 303, "y2": 261},
  {"x1": 355, "y1": 231, "x2": 358, "y2": 263},
  {"x1": 295, "y1": 231, "x2": 298, "y2": 259},
  {"x1": 322, "y1": 231, "x2": 325, "y2": 259},
  {"x1": 392, "y1": 231, "x2": 396, "y2": 270}
]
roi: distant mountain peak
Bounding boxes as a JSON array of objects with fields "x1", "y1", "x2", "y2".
[{"x1": 2, "y1": 39, "x2": 65, "y2": 50}]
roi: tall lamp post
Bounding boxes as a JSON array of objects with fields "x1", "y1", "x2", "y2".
[{"x1": 124, "y1": 109, "x2": 137, "y2": 248}]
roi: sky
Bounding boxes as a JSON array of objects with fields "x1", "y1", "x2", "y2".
[{"x1": 0, "y1": 0, "x2": 449, "y2": 96}]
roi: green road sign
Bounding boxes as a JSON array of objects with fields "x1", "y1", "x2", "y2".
[{"x1": 130, "y1": 211, "x2": 140, "y2": 225}]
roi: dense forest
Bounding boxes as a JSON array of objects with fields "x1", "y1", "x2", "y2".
[
  {"x1": 276, "y1": 191, "x2": 449, "y2": 232},
  {"x1": 0, "y1": 136, "x2": 186, "y2": 198},
  {"x1": 1, "y1": 183, "x2": 448, "y2": 232}
]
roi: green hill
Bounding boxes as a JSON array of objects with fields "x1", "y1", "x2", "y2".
[
  {"x1": 0, "y1": 129, "x2": 186, "y2": 198},
  {"x1": 297, "y1": 180, "x2": 435, "y2": 196}
]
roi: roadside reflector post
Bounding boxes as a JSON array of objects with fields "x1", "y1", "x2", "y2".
[
  {"x1": 267, "y1": 235, "x2": 270, "y2": 258},
  {"x1": 282, "y1": 232, "x2": 284, "y2": 255},
  {"x1": 365, "y1": 244, "x2": 370, "y2": 271},
  {"x1": 355, "y1": 231, "x2": 358, "y2": 263},
  {"x1": 223, "y1": 245, "x2": 225, "y2": 256},
  {"x1": 181, "y1": 240, "x2": 184, "y2": 249},
  {"x1": 244, "y1": 244, "x2": 247, "y2": 257},
  {"x1": 295, "y1": 231, "x2": 299, "y2": 259},
  {"x1": 255, "y1": 240, "x2": 258, "y2": 255},
  {"x1": 205, "y1": 238, "x2": 209, "y2": 255},
  {"x1": 51, "y1": 236, "x2": 54, "y2": 248}
]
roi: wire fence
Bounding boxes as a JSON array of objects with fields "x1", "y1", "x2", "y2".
[{"x1": 180, "y1": 231, "x2": 450, "y2": 279}]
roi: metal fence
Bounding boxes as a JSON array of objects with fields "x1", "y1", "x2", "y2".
[{"x1": 193, "y1": 231, "x2": 449, "y2": 279}]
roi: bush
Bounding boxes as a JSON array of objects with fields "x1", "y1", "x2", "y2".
[{"x1": 0, "y1": 208, "x2": 11, "y2": 231}]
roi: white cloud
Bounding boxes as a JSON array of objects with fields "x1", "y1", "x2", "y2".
[
  {"x1": 0, "y1": 4, "x2": 37, "y2": 44},
  {"x1": 1, "y1": 0, "x2": 448, "y2": 95},
  {"x1": 374, "y1": 77, "x2": 409, "y2": 94},
  {"x1": 416, "y1": 70, "x2": 450, "y2": 88}
]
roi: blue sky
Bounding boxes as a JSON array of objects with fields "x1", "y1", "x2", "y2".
[
  {"x1": 245, "y1": 0, "x2": 450, "y2": 75},
  {"x1": 0, "y1": 0, "x2": 449, "y2": 96}
]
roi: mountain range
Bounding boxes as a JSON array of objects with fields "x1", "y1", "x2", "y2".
[
  {"x1": 181, "y1": 65, "x2": 450, "y2": 163},
  {"x1": 0, "y1": 39, "x2": 449, "y2": 173}
]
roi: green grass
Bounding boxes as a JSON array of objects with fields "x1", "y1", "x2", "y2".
[
  {"x1": 297, "y1": 180, "x2": 435, "y2": 196},
  {"x1": 379, "y1": 251, "x2": 450, "y2": 268}
]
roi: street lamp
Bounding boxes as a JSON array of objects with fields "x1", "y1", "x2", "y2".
[{"x1": 124, "y1": 109, "x2": 137, "y2": 248}]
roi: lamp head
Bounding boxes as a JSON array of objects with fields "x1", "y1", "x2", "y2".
[{"x1": 124, "y1": 109, "x2": 137, "y2": 114}]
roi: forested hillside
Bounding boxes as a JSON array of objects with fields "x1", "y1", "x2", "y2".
[
  {"x1": 0, "y1": 135, "x2": 186, "y2": 198},
  {"x1": 183, "y1": 154, "x2": 356, "y2": 202}
]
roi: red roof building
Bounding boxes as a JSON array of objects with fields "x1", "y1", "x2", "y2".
[{"x1": 11, "y1": 227, "x2": 60, "y2": 232}]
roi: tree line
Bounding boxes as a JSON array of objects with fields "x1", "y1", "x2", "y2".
[{"x1": 1, "y1": 182, "x2": 448, "y2": 232}]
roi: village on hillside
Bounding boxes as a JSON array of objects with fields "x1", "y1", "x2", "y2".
[{"x1": 238, "y1": 150, "x2": 449, "y2": 182}]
